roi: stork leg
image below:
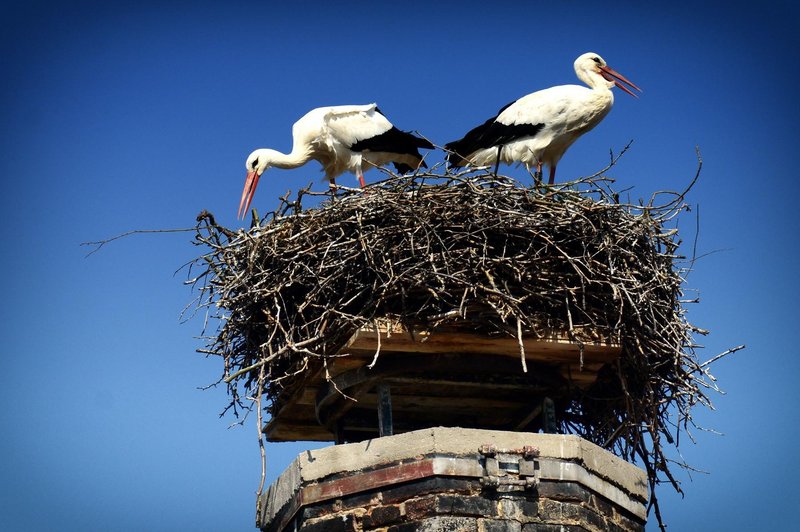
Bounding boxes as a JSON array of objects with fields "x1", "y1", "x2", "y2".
[
  {"x1": 493, "y1": 145, "x2": 502, "y2": 177},
  {"x1": 548, "y1": 166, "x2": 557, "y2": 185},
  {"x1": 328, "y1": 178, "x2": 337, "y2": 200},
  {"x1": 357, "y1": 171, "x2": 366, "y2": 188},
  {"x1": 534, "y1": 161, "x2": 543, "y2": 185}
]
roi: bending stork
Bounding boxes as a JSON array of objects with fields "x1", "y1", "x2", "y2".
[
  {"x1": 445, "y1": 52, "x2": 641, "y2": 184},
  {"x1": 239, "y1": 104, "x2": 433, "y2": 218}
]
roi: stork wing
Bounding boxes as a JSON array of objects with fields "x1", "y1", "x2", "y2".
[
  {"x1": 445, "y1": 97, "x2": 544, "y2": 165},
  {"x1": 321, "y1": 104, "x2": 394, "y2": 148},
  {"x1": 496, "y1": 85, "x2": 594, "y2": 128}
]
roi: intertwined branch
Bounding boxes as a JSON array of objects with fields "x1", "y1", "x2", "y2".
[{"x1": 187, "y1": 167, "x2": 736, "y2": 529}]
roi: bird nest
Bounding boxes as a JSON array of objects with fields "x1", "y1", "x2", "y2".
[{"x1": 187, "y1": 168, "x2": 732, "y2": 525}]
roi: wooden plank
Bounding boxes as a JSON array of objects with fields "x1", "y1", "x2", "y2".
[
  {"x1": 337, "y1": 408, "x2": 518, "y2": 432},
  {"x1": 343, "y1": 325, "x2": 620, "y2": 365},
  {"x1": 264, "y1": 324, "x2": 621, "y2": 442},
  {"x1": 515, "y1": 403, "x2": 543, "y2": 430},
  {"x1": 357, "y1": 392, "x2": 527, "y2": 412},
  {"x1": 377, "y1": 377, "x2": 552, "y2": 396},
  {"x1": 265, "y1": 422, "x2": 334, "y2": 442},
  {"x1": 326, "y1": 357, "x2": 366, "y2": 376},
  {"x1": 291, "y1": 386, "x2": 320, "y2": 406}
]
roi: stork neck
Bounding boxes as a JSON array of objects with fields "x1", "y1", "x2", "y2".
[
  {"x1": 579, "y1": 70, "x2": 613, "y2": 92},
  {"x1": 263, "y1": 145, "x2": 313, "y2": 170}
]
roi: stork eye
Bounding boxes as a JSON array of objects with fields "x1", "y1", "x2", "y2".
[
  {"x1": 592, "y1": 57, "x2": 601, "y2": 64},
  {"x1": 251, "y1": 159, "x2": 259, "y2": 169}
]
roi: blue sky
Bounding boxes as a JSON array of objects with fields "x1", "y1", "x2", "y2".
[{"x1": 2, "y1": 1, "x2": 798, "y2": 530}]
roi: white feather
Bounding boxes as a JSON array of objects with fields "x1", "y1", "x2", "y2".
[
  {"x1": 239, "y1": 104, "x2": 431, "y2": 217},
  {"x1": 448, "y1": 52, "x2": 639, "y2": 182}
]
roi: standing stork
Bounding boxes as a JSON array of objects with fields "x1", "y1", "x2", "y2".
[
  {"x1": 238, "y1": 103, "x2": 434, "y2": 218},
  {"x1": 445, "y1": 52, "x2": 641, "y2": 184}
]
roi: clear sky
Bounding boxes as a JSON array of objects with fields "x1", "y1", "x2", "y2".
[{"x1": 2, "y1": 1, "x2": 798, "y2": 530}]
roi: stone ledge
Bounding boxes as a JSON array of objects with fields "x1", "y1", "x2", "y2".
[{"x1": 259, "y1": 427, "x2": 648, "y2": 530}]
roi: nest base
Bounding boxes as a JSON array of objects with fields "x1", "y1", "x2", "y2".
[{"x1": 265, "y1": 325, "x2": 620, "y2": 442}]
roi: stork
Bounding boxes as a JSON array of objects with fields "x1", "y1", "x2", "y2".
[
  {"x1": 238, "y1": 104, "x2": 434, "y2": 218},
  {"x1": 445, "y1": 52, "x2": 641, "y2": 184}
]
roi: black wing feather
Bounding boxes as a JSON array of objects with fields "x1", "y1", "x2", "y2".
[
  {"x1": 445, "y1": 100, "x2": 544, "y2": 167},
  {"x1": 350, "y1": 126, "x2": 434, "y2": 156}
]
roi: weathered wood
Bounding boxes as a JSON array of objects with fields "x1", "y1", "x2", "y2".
[
  {"x1": 360, "y1": 392, "x2": 529, "y2": 412},
  {"x1": 343, "y1": 325, "x2": 620, "y2": 365},
  {"x1": 264, "y1": 327, "x2": 621, "y2": 442},
  {"x1": 337, "y1": 408, "x2": 519, "y2": 434},
  {"x1": 515, "y1": 403, "x2": 544, "y2": 431},
  {"x1": 265, "y1": 422, "x2": 333, "y2": 441}
]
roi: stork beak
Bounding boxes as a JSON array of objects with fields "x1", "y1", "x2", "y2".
[
  {"x1": 238, "y1": 170, "x2": 260, "y2": 220},
  {"x1": 600, "y1": 65, "x2": 642, "y2": 98}
]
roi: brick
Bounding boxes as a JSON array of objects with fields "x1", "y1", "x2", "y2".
[
  {"x1": 390, "y1": 517, "x2": 480, "y2": 532},
  {"x1": 380, "y1": 477, "x2": 479, "y2": 505},
  {"x1": 335, "y1": 490, "x2": 382, "y2": 512},
  {"x1": 537, "y1": 481, "x2": 591, "y2": 503},
  {"x1": 388, "y1": 521, "x2": 423, "y2": 532},
  {"x1": 523, "y1": 525, "x2": 589, "y2": 532},
  {"x1": 299, "y1": 504, "x2": 330, "y2": 521},
  {"x1": 405, "y1": 495, "x2": 438, "y2": 519},
  {"x1": 498, "y1": 496, "x2": 539, "y2": 522},
  {"x1": 536, "y1": 499, "x2": 610, "y2": 531},
  {"x1": 588, "y1": 493, "x2": 614, "y2": 517},
  {"x1": 437, "y1": 495, "x2": 497, "y2": 517},
  {"x1": 300, "y1": 513, "x2": 358, "y2": 532},
  {"x1": 611, "y1": 510, "x2": 646, "y2": 532},
  {"x1": 480, "y1": 517, "x2": 522, "y2": 532},
  {"x1": 604, "y1": 520, "x2": 627, "y2": 532},
  {"x1": 576, "y1": 506, "x2": 609, "y2": 532},
  {"x1": 277, "y1": 455, "x2": 644, "y2": 532},
  {"x1": 613, "y1": 504, "x2": 646, "y2": 526},
  {"x1": 537, "y1": 499, "x2": 566, "y2": 520},
  {"x1": 362, "y1": 504, "x2": 403, "y2": 529},
  {"x1": 410, "y1": 516, "x2": 478, "y2": 532}
]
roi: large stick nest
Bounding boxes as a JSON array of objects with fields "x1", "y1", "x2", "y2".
[{"x1": 188, "y1": 168, "x2": 730, "y2": 524}]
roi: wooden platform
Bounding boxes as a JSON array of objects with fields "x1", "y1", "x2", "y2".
[{"x1": 264, "y1": 325, "x2": 621, "y2": 442}]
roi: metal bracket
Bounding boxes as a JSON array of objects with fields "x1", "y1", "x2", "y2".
[
  {"x1": 478, "y1": 444, "x2": 540, "y2": 491},
  {"x1": 542, "y1": 397, "x2": 557, "y2": 434},
  {"x1": 377, "y1": 383, "x2": 393, "y2": 437}
]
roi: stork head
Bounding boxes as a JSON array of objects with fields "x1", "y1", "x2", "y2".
[
  {"x1": 238, "y1": 149, "x2": 272, "y2": 219},
  {"x1": 575, "y1": 52, "x2": 641, "y2": 97}
]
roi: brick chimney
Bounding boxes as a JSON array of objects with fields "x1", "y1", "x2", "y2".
[{"x1": 258, "y1": 427, "x2": 647, "y2": 531}]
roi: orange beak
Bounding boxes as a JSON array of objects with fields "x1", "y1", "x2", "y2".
[
  {"x1": 599, "y1": 65, "x2": 642, "y2": 98},
  {"x1": 238, "y1": 170, "x2": 260, "y2": 219}
]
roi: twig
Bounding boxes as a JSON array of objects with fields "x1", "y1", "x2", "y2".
[
  {"x1": 81, "y1": 227, "x2": 196, "y2": 257},
  {"x1": 700, "y1": 344, "x2": 745, "y2": 368},
  {"x1": 367, "y1": 320, "x2": 383, "y2": 369},
  {"x1": 187, "y1": 164, "x2": 738, "y2": 532},
  {"x1": 516, "y1": 317, "x2": 528, "y2": 373}
]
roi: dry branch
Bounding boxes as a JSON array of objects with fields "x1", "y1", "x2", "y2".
[{"x1": 187, "y1": 168, "x2": 734, "y2": 529}]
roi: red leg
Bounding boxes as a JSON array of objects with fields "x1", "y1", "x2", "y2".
[
  {"x1": 533, "y1": 161, "x2": 543, "y2": 184},
  {"x1": 548, "y1": 166, "x2": 556, "y2": 185},
  {"x1": 357, "y1": 171, "x2": 366, "y2": 188}
]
